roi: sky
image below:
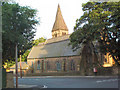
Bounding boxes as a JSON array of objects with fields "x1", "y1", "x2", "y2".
[{"x1": 15, "y1": 0, "x2": 89, "y2": 39}]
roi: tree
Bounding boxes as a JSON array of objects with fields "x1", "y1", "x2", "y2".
[
  {"x1": 69, "y1": 1, "x2": 120, "y2": 65},
  {"x1": 2, "y1": 2, "x2": 39, "y2": 64},
  {"x1": 4, "y1": 37, "x2": 46, "y2": 68},
  {"x1": 0, "y1": 0, "x2": 15, "y2": 3},
  {"x1": 17, "y1": 37, "x2": 46, "y2": 62},
  {"x1": 32, "y1": 37, "x2": 46, "y2": 46}
]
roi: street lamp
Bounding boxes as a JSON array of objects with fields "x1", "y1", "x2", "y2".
[
  {"x1": 15, "y1": 44, "x2": 18, "y2": 88},
  {"x1": 20, "y1": 50, "x2": 22, "y2": 78}
]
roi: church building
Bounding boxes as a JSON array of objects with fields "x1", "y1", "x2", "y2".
[{"x1": 27, "y1": 4, "x2": 114, "y2": 75}]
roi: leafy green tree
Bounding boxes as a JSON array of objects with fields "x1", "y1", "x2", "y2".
[
  {"x1": 18, "y1": 49, "x2": 30, "y2": 62},
  {"x1": 2, "y1": 2, "x2": 39, "y2": 64},
  {"x1": 69, "y1": 1, "x2": 120, "y2": 65},
  {"x1": 4, "y1": 37, "x2": 46, "y2": 68},
  {"x1": 32, "y1": 37, "x2": 46, "y2": 46},
  {"x1": 17, "y1": 37, "x2": 46, "y2": 62}
]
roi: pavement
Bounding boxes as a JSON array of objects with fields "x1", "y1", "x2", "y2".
[
  {"x1": 14, "y1": 76, "x2": 119, "y2": 88},
  {"x1": 19, "y1": 76, "x2": 118, "y2": 78}
]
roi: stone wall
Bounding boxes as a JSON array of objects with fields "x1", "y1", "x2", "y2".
[
  {"x1": 26, "y1": 43, "x2": 101, "y2": 76},
  {"x1": 26, "y1": 42, "x2": 116, "y2": 76},
  {"x1": 27, "y1": 56, "x2": 81, "y2": 74},
  {"x1": 6, "y1": 71, "x2": 14, "y2": 88}
]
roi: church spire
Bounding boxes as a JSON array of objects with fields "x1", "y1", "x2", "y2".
[{"x1": 52, "y1": 4, "x2": 68, "y2": 38}]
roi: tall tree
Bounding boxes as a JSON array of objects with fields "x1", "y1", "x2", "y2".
[
  {"x1": 69, "y1": 1, "x2": 120, "y2": 65},
  {"x1": 3, "y1": 37, "x2": 46, "y2": 68},
  {"x1": 2, "y1": 2, "x2": 39, "y2": 63},
  {"x1": 32, "y1": 37, "x2": 46, "y2": 46},
  {"x1": 18, "y1": 37, "x2": 46, "y2": 62}
]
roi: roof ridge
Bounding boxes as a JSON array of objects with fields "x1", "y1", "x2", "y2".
[
  {"x1": 46, "y1": 34, "x2": 70, "y2": 44},
  {"x1": 47, "y1": 34, "x2": 70, "y2": 40}
]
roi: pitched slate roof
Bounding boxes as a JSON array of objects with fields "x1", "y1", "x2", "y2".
[
  {"x1": 27, "y1": 35, "x2": 83, "y2": 59},
  {"x1": 27, "y1": 5, "x2": 83, "y2": 59},
  {"x1": 46, "y1": 34, "x2": 70, "y2": 44},
  {"x1": 52, "y1": 4, "x2": 68, "y2": 32}
]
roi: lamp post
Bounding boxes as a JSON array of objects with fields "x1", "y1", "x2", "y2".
[
  {"x1": 20, "y1": 50, "x2": 22, "y2": 78},
  {"x1": 15, "y1": 44, "x2": 18, "y2": 88}
]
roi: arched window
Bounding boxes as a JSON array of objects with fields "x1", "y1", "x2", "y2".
[
  {"x1": 55, "y1": 33, "x2": 57, "y2": 37},
  {"x1": 37, "y1": 60, "x2": 40, "y2": 70},
  {"x1": 62, "y1": 32, "x2": 66, "y2": 36},
  {"x1": 41, "y1": 60, "x2": 44, "y2": 72},
  {"x1": 105, "y1": 59, "x2": 107, "y2": 63},
  {"x1": 70, "y1": 60, "x2": 75, "y2": 71},
  {"x1": 63, "y1": 59, "x2": 66, "y2": 71},
  {"x1": 31, "y1": 62, "x2": 34, "y2": 73},
  {"x1": 31, "y1": 62, "x2": 33, "y2": 68},
  {"x1": 47, "y1": 61, "x2": 50, "y2": 70},
  {"x1": 56, "y1": 61, "x2": 61, "y2": 71}
]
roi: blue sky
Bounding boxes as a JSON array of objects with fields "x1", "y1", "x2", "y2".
[{"x1": 15, "y1": 0, "x2": 89, "y2": 39}]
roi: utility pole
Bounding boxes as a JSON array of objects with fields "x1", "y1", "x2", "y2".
[
  {"x1": 20, "y1": 50, "x2": 22, "y2": 78},
  {"x1": 15, "y1": 44, "x2": 18, "y2": 88}
]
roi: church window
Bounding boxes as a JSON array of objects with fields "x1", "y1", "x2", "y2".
[
  {"x1": 63, "y1": 59, "x2": 66, "y2": 71},
  {"x1": 42, "y1": 60, "x2": 44, "y2": 72},
  {"x1": 47, "y1": 61, "x2": 50, "y2": 70},
  {"x1": 31, "y1": 62, "x2": 34, "y2": 73},
  {"x1": 62, "y1": 32, "x2": 66, "y2": 36},
  {"x1": 107, "y1": 54, "x2": 109, "y2": 63},
  {"x1": 37, "y1": 60, "x2": 40, "y2": 70},
  {"x1": 31, "y1": 62, "x2": 33, "y2": 68},
  {"x1": 56, "y1": 61, "x2": 61, "y2": 71},
  {"x1": 105, "y1": 59, "x2": 107, "y2": 63},
  {"x1": 55, "y1": 33, "x2": 57, "y2": 37},
  {"x1": 70, "y1": 60, "x2": 75, "y2": 71}
]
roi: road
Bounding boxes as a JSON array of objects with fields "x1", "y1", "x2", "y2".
[{"x1": 14, "y1": 76, "x2": 119, "y2": 88}]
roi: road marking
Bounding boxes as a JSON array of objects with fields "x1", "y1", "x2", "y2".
[
  {"x1": 96, "y1": 79, "x2": 118, "y2": 83},
  {"x1": 14, "y1": 84, "x2": 38, "y2": 88},
  {"x1": 42, "y1": 85, "x2": 48, "y2": 88}
]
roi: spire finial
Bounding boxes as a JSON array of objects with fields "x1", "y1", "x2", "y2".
[
  {"x1": 58, "y1": 3, "x2": 60, "y2": 8},
  {"x1": 52, "y1": 4, "x2": 68, "y2": 38},
  {"x1": 52, "y1": 4, "x2": 68, "y2": 32}
]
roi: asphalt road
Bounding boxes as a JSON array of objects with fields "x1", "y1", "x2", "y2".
[{"x1": 14, "y1": 76, "x2": 119, "y2": 88}]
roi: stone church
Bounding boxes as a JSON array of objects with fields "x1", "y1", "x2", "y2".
[{"x1": 27, "y1": 4, "x2": 114, "y2": 75}]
